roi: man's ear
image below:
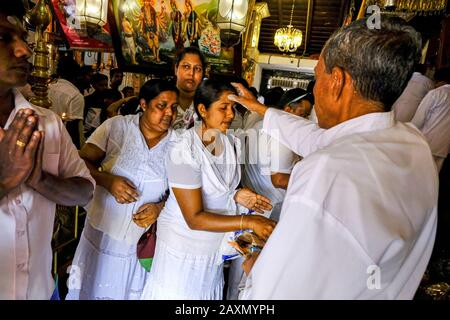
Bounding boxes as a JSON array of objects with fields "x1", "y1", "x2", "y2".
[
  {"x1": 283, "y1": 106, "x2": 292, "y2": 113},
  {"x1": 330, "y1": 66, "x2": 345, "y2": 100},
  {"x1": 140, "y1": 98, "x2": 147, "y2": 111}
]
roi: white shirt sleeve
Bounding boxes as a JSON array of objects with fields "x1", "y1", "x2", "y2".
[
  {"x1": 411, "y1": 87, "x2": 450, "y2": 169},
  {"x1": 263, "y1": 108, "x2": 326, "y2": 157},
  {"x1": 54, "y1": 113, "x2": 95, "y2": 186},
  {"x1": 68, "y1": 92, "x2": 85, "y2": 120},
  {"x1": 411, "y1": 91, "x2": 435, "y2": 129},
  {"x1": 268, "y1": 134, "x2": 296, "y2": 174},
  {"x1": 86, "y1": 117, "x2": 114, "y2": 152},
  {"x1": 167, "y1": 139, "x2": 202, "y2": 189}
]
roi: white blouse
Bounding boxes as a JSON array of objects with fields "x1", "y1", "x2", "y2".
[
  {"x1": 157, "y1": 127, "x2": 241, "y2": 255},
  {"x1": 85, "y1": 114, "x2": 175, "y2": 245}
]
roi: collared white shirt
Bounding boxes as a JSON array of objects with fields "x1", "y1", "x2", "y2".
[
  {"x1": 392, "y1": 72, "x2": 434, "y2": 123},
  {"x1": 0, "y1": 90, "x2": 95, "y2": 300},
  {"x1": 48, "y1": 78, "x2": 85, "y2": 120},
  {"x1": 412, "y1": 84, "x2": 450, "y2": 171},
  {"x1": 242, "y1": 108, "x2": 438, "y2": 299}
]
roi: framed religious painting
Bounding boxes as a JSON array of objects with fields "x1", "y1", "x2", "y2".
[
  {"x1": 108, "y1": 0, "x2": 235, "y2": 75},
  {"x1": 50, "y1": 0, "x2": 114, "y2": 51}
]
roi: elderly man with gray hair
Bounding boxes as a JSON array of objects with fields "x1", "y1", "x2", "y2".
[{"x1": 229, "y1": 16, "x2": 438, "y2": 299}]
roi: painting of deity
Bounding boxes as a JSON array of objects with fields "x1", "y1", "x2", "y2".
[{"x1": 109, "y1": 0, "x2": 234, "y2": 75}]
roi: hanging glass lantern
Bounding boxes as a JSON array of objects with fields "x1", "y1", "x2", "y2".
[
  {"x1": 216, "y1": 0, "x2": 251, "y2": 47},
  {"x1": 76, "y1": 0, "x2": 108, "y2": 29}
]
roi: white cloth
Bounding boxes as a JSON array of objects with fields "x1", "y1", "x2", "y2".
[
  {"x1": 65, "y1": 222, "x2": 148, "y2": 300},
  {"x1": 141, "y1": 128, "x2": 241, "y2": 300},
  {"x1": 261, "y1": 109, "x2": 324, "y2": 158},
  {"x1": 411, "y1": 84, "x2": 450, "y2": 171},
  {"x1": 392, "y1": 72, "x2": 434, "y2": 123},
  {"x1": 48, "y1": 78, "x2": 85, "y2": 120},
  {"x1": 309, "y1": 106, "x2": 318, "y2": 123},
  {"x1": 241, "y1": 120, "x2": 296, "y2": 220},
  {"x1": 242, "y1": 108, "x2": 438, "y2": 299},
  {"x1": 67, "y1": 114, "x2": 173, "y2": 300},
  {"x1": 84, "y1": 108, "x2": 102, "y2": 134},
  {"x1": 0, "y1": 89, "x2": 95, "y2": 300},
  {"x1": 85, "y1": 114, "x2": 174, "y2": 245}
]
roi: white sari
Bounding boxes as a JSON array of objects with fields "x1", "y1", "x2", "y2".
[
  {"x1": 67, "y1": 115, "x2": 173, "y2": 300},
  {"x1": 141, "y1": 127, "x2": 241, "y2": 300}
]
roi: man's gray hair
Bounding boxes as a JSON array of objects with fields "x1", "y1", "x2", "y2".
[{"x1": 322, "y1": 16, "x2": 422, "y2": 111}]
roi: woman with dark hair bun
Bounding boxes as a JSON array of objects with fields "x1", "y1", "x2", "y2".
[
  {"x1": 141, "y1": 79, "x2": 276, "y2": 300},
  {"x1": 66, "y1": 79, "x2": 179, "y2": 300}
]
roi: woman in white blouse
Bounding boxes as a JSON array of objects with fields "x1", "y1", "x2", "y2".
[
  {"x1": 140, "y1": 79, "x2": 276, "y2": 300},
  {"x1": 66, "y1": 79, "x2": 179, "y2": 300}
]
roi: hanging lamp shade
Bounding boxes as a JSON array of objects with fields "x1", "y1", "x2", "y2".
[
  {"x1": 76, "y1": 0, "x2": 108, "y2": 28},
  {"x1": 216, "y1": 0, "x2": 251, "y2": 47}
]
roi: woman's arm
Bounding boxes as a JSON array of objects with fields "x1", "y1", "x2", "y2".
[
  {"x1": 172, "y1": 187, "x2": 276, "y2": 241},
  {"x1": 271, "y1": 172, "x2": 290, "y2": 190},
  {"x1": 79, "y1": 143, "x2": 139, "y2": 204}
]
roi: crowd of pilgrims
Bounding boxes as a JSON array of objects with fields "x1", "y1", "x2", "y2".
[
  {"x1": 38, "y1": 46, "x2": 320, "y2": 299},
  {"x1": 13, "y1": 22, "x2": 448, "y2": 298},
  {"x1": 2, "y1": 0, "x2": 449, "y2": 300}
]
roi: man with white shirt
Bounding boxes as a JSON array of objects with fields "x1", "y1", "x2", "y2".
[
  {"x1": 230, "y1": 16, "x2": 438, "y2": 299},
  {"x1": 411, "y1": 67, "x2": 450, "y2": 171},
  {"x1": 0, "y1": 1, "x2": 95, "y2": 299},
  {"x1": 48, "y1": 55, "x2": 85, "y2": 148},
  {"x1": 392, "y1": 65, "x2": 434, "y2": 122}
]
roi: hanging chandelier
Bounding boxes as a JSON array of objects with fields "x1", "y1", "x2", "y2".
[{"x1": 274, "y1": 0, "x2": 303, "y2": 53}]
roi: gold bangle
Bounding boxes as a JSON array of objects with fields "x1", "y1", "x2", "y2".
[{"x1": 240, "y1": 215, "x2": 244, "y2": 230}]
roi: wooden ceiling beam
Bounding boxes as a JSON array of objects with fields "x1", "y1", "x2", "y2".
[{"x1": 277, "y1": 0, "x2": 283, "y2": 28}]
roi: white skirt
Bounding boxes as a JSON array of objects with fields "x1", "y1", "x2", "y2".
[
  {"x1": 140, "y1": 238, "x2": 224, "y2": 300},
  {"x1": 65, "y1": 222, "x2": 148, "y2": 300}
]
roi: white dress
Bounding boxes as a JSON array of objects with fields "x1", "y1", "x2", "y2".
[
  {"x1": 140, "y1": 127, "x2": 241, "y2": 300},
  {"x1": 66, "y1": 114, "x2": 174, "y2": 300}
]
